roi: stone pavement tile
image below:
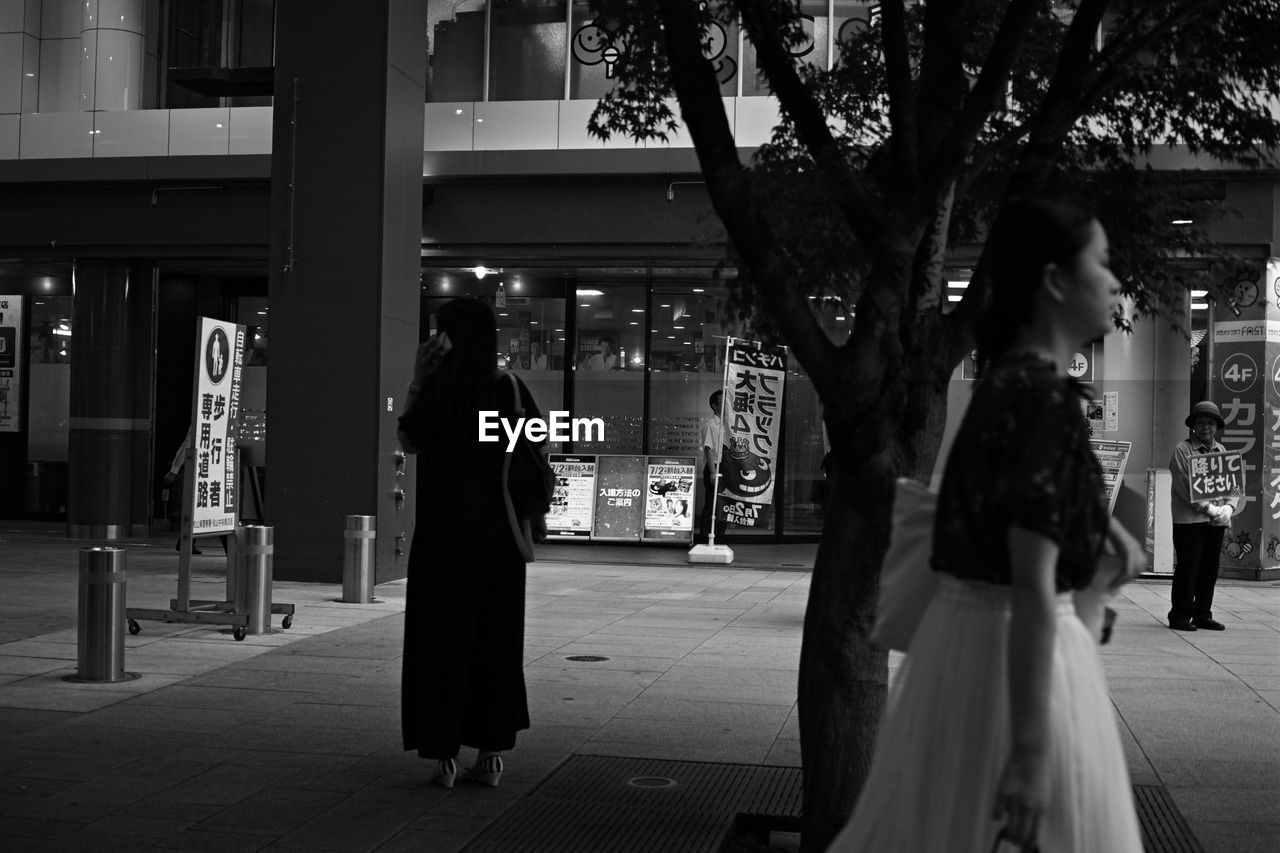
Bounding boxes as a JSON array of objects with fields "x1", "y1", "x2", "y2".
[
  {"x1": 636, "y1": 677, "x2": 796, "y2": 706},
  {"x1": 373, "y1": 828, "x2": 471, "y2": 853},
  {"x1": 264, "y1": 680, "x2": 398, "y2": 708},
  {"x1": 1159, "y1": 758, "x2": 1280, "y2": 789},
  {"x1": 221, "y1": 721, "x2": 386, "y2": 757},
  {"x1": 129, "y1": 684, "x2": 305, "y2": 713},
  {"x1": 425, "y1": 781, "x2": 533, "y2": 817},
  {"x1": 523, "y1": 663, "x2": 663, "y2": 690},
  {"x1": 6, "y1": 833, "x2": 161, "y2": 853},
  {"x1": 273, "y1": 786, "x2": 427, "y2": 852},
  {"x1": 274, "y1": 701, "x2": 399, "y2": 731},
  {"x1": 0, "y1": 775, "x2": 78, "y2": 798},
  {"x1": 8, "y1": 749, "x2": 138, "y2": 781},
  {"x1": 0, "y1": 656, "x2": 79, "y2": 677},
  {"x1": 1172, "y1": 786, "x2": 1280, "y2": 826},
  {"x1": 148, "y1": 764, "x2": 297, "y2": 807},
  {"x1": 148, "y1": 827, "x2": 274, "y2": 852},
  {"x1": 120, "y1": 799, "x2": 224, "y2": 823},
  {"x1": 83, "y1": 814, "x2": 195, "y2": 838},
  {"x1": 0, "y1": 640, "x2": 76, "y2": 660},
  {"x1": 0, "y1": 815, "x2": 86, "y2": 840},
  {"x1": 552, "y1": 634, "x2": 706, "y2": 658},
  {"x1": 513, "y1": 722, "x2": 598, "y2": 754},
  {"x1": 0, "y1": 674, "x2": 24, "y2": 686},
  {"x1": 1260, "y1": 690, "x2": 1280, "y2": 713},
  {"x1": 230, "y1": 654, "x2": 384, "y2": 676},
  {"x1": 589, "y1": 622, "x2": 725, "y2": 640},
  {"x1": 0, "y1": 792, "x2": 46, "y2": 819},
  {"x1": 764, "y1": 735, "x2": 801, "y2": 767},
  {"x1": 617, "y1": 695, "x2": 792, "y2": 729},
  {"x1": 658, "y1": 663, "x2": 797, "y2": 691},
  {"x1": 194, "y1": 787, "x2": 347, "y2": 836},
  {"x1": 63, "y1": 703, "x2": 262, "y2": 734},
  {"x1": 183, "y1": 668, "x2": 359, "y2": 693},
  {"x1": 527, "y1": 650, "x2": 676, "y2": 671},
  {"x1": 22, "y1": 774, "x2": 182, "y2": 822},
  {"x1": 0, "y1": 707, "x2": 76, "y2": 735},
  {"x1": 114, "y1": 757, "x2": 217, "y2": 784},
  {"x1": 580, "y1": 737, "x2": 776, "y2": 764},
  {"x1": 0, "y1": 672, "x2": 188, "y2": 712},
  {"x1": 587, "y1": 716, "x2": 784, "y2": 755},
  {"x1": 11, "y1": 722, "x2": 203, "y2": 757},
  {"x1": 1192, "y1": 821, "x2": 1280, "y2": 853}
]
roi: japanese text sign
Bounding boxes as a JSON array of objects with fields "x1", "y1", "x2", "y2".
[
  {"x1": 189, "y1": 317, "x2": 245, "y2": 535},
  {"x1": 1188, "y1": 450, "x2": 1246, "y2": 503}
]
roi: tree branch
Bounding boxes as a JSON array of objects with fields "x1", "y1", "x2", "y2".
[
  {"x1": 735, "y1": 0, "x2": 884, "y2": 253},
  {"x1": 919, "y1": 0, "x2": 1041, "y2": 215},
  {"x1": 879, "y1": 0, "x2": 918, "y2": 186},
  {"x1": 655, "y1": 0, "x2": 837, "y2": 388}
]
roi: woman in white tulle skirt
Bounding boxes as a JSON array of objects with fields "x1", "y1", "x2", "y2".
[{"x1": 830, "y1": 199, "x2": 1144, "y2": 853}]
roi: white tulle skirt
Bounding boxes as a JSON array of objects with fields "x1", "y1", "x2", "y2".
[{"x1": 828, "y1": 575, "x2": 1142, "y2": 853}]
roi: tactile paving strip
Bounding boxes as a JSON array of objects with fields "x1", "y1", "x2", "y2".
[{"x1": 1133, "y1": 784, "x2": 1206, "y2": 853}]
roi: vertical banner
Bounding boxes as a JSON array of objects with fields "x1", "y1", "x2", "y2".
[
  {"x1": 0, "y1": 295, "x2": 22, "y2": 432},
  {"x1": 547, "y1": 455, "x2": 597, "y2": 538},
  {"x1": 717, "y1": 339, "x2": 787, "y2": 529},
  {"x1": 189, "y1": 317, "x2": 246, "y2": 535},
  {"x1": 1089, "y1": 440, "x2": 1131, "y2": 516},
  {"x1": 642, "y1": 456, "x2": 696, "y2": 542},
  {"x1": 1212, "y1": 259, "x2": 1280, "y2": 574}
]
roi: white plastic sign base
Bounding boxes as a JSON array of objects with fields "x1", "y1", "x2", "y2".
[{"x1": 687, "y1": 543, "x2": 735, "y2": 564}]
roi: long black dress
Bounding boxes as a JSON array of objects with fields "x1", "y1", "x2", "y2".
[{"x1": 398, "y1": 371, "x2": 537, "y2": 759}]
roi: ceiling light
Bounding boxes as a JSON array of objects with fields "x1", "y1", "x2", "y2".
[
  {"x1": 1191, "y1": 290, "x2": 1208, "y2": 298},
  {"x1": 576, "y1": 289, "x2": 604, "y2": 296}
]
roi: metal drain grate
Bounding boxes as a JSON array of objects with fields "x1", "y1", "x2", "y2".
[
  {"x1": 462, "y1": 755, "x2": 799, "y2": 853},
  {"x1": 463, "y1": 758, "x2": 1202, "y2": 853},
  {"x1": 1133, "y1": 785, "x2": 1205, "y2": 853}
]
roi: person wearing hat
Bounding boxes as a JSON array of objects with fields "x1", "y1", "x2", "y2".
[{"x1": 1168, "y1": 400, "x2": 1239, "y2": 631}]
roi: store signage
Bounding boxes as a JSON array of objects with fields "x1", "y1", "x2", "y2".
[
  {"x1": 547, "y1": 455, "x2": 597, "y2": 538},
  {"x1": 590, "y1": 455, "x2": 647, "y2": 541},
  {"x1": 188, "y1": 317, "x2": 246, "y2": 535},
  {"x1": 716, "y1": 339, "x2": 787, "y2": 528},
  {"x1": 642, "y1": 456, "x2": 696, "y2": 542},
  {"x1": 0, "y1": 295, "x2": 22, "y2": 433}
]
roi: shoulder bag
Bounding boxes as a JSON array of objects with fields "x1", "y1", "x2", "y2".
[
  {"x1": 870, "y1": 477, "x2": 940, "y2": 652},
  {"x1": 501, "y1": 372, "x2": 555, "y2": 561}
]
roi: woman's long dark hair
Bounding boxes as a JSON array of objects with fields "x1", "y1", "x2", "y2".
[
  {"x1": 975, "y1": 197, "x2": 1098, "y2": 374},
  {"x1": 425, "y1": 297, "x2": 499, "y2": 432}
]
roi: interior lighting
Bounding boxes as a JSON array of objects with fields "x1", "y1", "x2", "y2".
[
  {"x1": 629, "y1": 321, "x2": 639, "y2": 325},
  {"x1": 1191, "y1": 303, "x2": 1208, "y2": 311},
  {"x1": 692, "y1": 288, "x2": 705, "y2": 293},
  {"x1": 1172, "y1": 218, "x2": 1194, "y2": 226},
  {"x1": 1191, "y1": 290, "x2": 1208, "y2": 298},
  {"x1": 472, "y1": 266, "x2": 502, "y2": 279},
  {"x1": 632, "y1": 355, "x2": 643, "y2": 364},
  {"x1": 580, "y1": 303, "x2": 590, "y2": 308},
  {"x1": 948, "y1": 294, "x2": 963, "y2": 302},
  {"x1": 576, "y1": 289, "x2": 604, "y2": 296},
  {"x1": 835, "y1": 316, "x2": 846, "y2": 321},
  {"x1": 631, "y1": 308, "x2": 644, "y2": 313},
  {"x1": 948, "y1": 280, "x2": 969, "y2": 289}
]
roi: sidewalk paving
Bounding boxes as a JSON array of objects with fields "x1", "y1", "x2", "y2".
[{"x1": 1, "y1": 529, "x2": 1278, "y2": 852}]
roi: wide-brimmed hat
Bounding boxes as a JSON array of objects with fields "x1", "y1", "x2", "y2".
[{"x1": 1185, "y1": 401, "x2": 1225, "y2": 429}]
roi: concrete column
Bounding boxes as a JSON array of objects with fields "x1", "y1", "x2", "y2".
[
  {"x1": 266, "y1": 0, "x2": 426, "y2": 582},
  {"x1": 79, "y1": 0, "x2": 143, "y2": 111},
  {"x1": 67, "y1": 260, "x2": 154, "y2": 539}
]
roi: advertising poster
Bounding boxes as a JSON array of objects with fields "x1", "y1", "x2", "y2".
[
  {"x1": 1089, "y1": 440, "x2": 1131, "y2": 516},
  {"x1": 547, "y1": 455, "x2": 597, "y2": 538},
  {"x1": 0, "y1": 295, "x2": 22, "y2": 433},
  {"x1": 642, "y1": 456, "x2": 696, "y2": 542},
  {"x1": 189, "y1": 317, "x2": 246, "y2": 535},
  {"x1": 716, "y1": 339, "x2": 787, "y2": 529},
  {"x1": 591, "y1": 454, "x2": 646, "y2": 541}
]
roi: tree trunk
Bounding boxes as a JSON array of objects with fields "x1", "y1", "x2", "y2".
[{"x1": 796, "y1": 360, "x2": 955, "y2": 852}]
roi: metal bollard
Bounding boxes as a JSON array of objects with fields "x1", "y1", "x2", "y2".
[
  {"x1": 234, "y1": 525, "x2": 274, "y2": 634},
  {"x1": 342, "y1": 515, "x2": 376, "y2": 603},
  {"x1": 76, "y1": 547, "x2": 128, "y2": 682}
]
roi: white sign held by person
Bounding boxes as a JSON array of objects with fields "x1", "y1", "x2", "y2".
[{"x1": 188, "y1": 317, "x2": 246, "y2": 535}]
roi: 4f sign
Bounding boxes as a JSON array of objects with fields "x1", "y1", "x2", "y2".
[
  {"x1": 1221, "y1": 352, "x2": 1257, "y2": 394},
  {"x1": 1066, "y1": 344, "x2": 1094, "y2": 381}
]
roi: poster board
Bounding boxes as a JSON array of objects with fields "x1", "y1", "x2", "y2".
[
  {"x1": 0, "y1": 295, "x2": 22, "y2": 433},
  {"x1": 1187, "y1": 450, "x2": 1246, "y2": 504},
  {"x1": 716, "y1": 339, "x2": 787, "y2": 529},
  {"x1": 1089, "y1": 439, "x2": 1132, "y2": 516},
  {"x1": 547, "y1": 455, "x2": 597, "y2": 538},
  {"x1": 188, "y1": 317, "x2": 246, "y2": 536},
  {"x1": 590, "y1": 454, "x2": 646, "y2": 541},
  {"x1": 642, "y1": 456, "x2": 696, "y2": 542}
]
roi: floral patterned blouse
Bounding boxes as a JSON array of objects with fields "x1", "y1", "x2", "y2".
[{"x1": 932, "y1": 351, "x2": 1107, "y2": 592}]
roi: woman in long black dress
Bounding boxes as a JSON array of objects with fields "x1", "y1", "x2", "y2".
[
  {"x1": 830, "y1": 198, "x2": 1146, "y2": 852},
  {"x1": 397, "y1": 297, "x2": 539, "y2": 789}
]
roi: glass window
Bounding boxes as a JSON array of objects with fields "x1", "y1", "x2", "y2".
[
  {"x1": 27, "y1": 294, "x2": 73, "y2": 463},
  {"x1": 428, "y1": 0, "x2": 486, "y2": 102},
  {"x1": 833, "y1": 1, "x2": 878, "y2": 65},
  {"x1": 489, "y1": 0, "x2": 568, "y2": 101},
  {"x1": 499, "y1": 283, "x2": 566, "y2": 450},
  {"x1": 742, "y1": 0, "x2": 829, "y2": 96},
  {"x1": 707, "y1": 4, "x2": 742, "y2": 97},
  {"x1": 572, "y1": 282, "x2": 645, "y2": 453},
  {"x1": 569, "y1": 0, "x2": 617, "y2": 99},
  {"x1": 647, "y1": 284, "x2": 730, "y2": 460}
]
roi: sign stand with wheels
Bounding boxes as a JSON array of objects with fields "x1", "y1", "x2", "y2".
[{"x1": 127, "y1": 317, "x2": 294, "y2": 641}]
